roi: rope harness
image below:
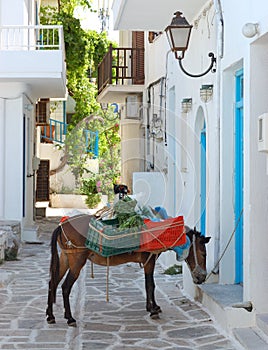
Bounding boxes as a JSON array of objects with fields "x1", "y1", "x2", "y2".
[
  {"x1": 205, "y1": 208, "x2": 244, "y2": 281},
  {"x1": 59, "y1": 215, "x2": 89, "y2": 250},
  {"x1": 57, "y1": 214, "x2": 188, "y2": 302}
]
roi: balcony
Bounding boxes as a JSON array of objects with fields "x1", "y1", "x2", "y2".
[
  {"x1": 0, "y1": 25, "x2": 66, "y2": 99},
  {"x1": 97, "y1": 45, "x2": 144, "y2": 103},
  {"x1": 112, "y1": 0, "x2": 208, "y2": 30},
  {"x1": 40, "y1": 119, "x2": 99, "y2": 158}
]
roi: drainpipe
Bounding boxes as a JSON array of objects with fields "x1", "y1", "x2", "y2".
[
  {"x1": 146, "y1": 77, "x2": 166, "y2": 170},
  {"x1": 212, "y1": 0, "x2": 224, "y2": 273}
]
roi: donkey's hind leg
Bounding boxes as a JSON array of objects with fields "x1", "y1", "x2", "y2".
[
  {"x1": 62, "y1": 251, "x2": 88, "y2": 327},
  {"x1": 46, "y1": 252, "x2": 69, "y2": 324}
]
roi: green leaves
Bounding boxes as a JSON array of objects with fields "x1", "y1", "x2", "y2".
[{"x1": 41, "y1": 0, "x2": 121, "y2": 203}]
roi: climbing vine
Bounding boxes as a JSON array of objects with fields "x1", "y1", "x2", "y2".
[{"x1": 40, "y1": 0, "x2": 121, "y2": 202}]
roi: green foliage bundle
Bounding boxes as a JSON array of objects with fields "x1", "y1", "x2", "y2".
[{"x1": 80, "y1": 177, "x2": 101, "y2": 208}]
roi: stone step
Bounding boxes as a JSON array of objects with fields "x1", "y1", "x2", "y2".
[
  {"x1": 233, "y1": 327, "x2": 268, "y2": 350},
  {"x1": 196, "y1": 283, "x2": 255, "y2": 331},
  {"x1": 257, "y1": 314, "x2": 268, "y2": 339}
]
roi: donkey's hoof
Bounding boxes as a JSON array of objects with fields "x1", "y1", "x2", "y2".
[
  {"x1": 47, "y1": 316, "x2": 56, "y2": 324},
  {"x1": 67, "y1": 318, "x2": 77, "y2": 327},
  {"x1": 147, "y1": 305, "x2": 162, "y2": 313},
  {"x1": 150, "y1": 311, "x2": 160, "y2": 320},
  {"x1": 155, "y1": 306, "x2": 162, "y2": 313}
]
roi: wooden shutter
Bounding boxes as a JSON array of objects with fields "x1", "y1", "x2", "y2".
[
  {"x1": 36, "y1": 98, "x2": 50, "y2": 125},
  {"x1": 36, "y1": 160, "x2": 50, "y2": 201},
  {"x1": 132, "y1": 31, "x2": 145, "y2": 85}
]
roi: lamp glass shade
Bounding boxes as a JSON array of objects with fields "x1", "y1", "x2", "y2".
[
  {"x1": 170, "y1": 27, "x2": 192, "y2": 51},
  {"x1": 165, "y1": 12, "x2": 193, "y2": 56}
]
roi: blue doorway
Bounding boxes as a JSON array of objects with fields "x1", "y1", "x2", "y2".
[
  {"x1": 200, "y1": 121, "x2": 206, "y2": 235},
  {"x1": 234, "y1": 69, "x2": 244, "y2": 284}
]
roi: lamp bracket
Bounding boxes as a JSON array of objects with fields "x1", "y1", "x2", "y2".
[{"x1": 178, "y1": 52, "x2": 216, "y2": 78}]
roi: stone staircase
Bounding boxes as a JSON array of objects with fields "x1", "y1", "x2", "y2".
[
  {"x1": 195, "y1": 283, "x2": 268, "y2": 349},
  {"x1": 233, "y1": 314, "x2": 268, "y2": 349}
]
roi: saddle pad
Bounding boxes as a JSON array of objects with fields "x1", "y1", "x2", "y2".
[{"x1": 85, "y1": 218, "x2": 141, "y2": 257}]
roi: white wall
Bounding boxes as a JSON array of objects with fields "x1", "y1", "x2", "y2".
[
  {"x1": 112, "y1": 0, "x2": 268, "y2": 328},
  {"x1": 246, "y1": 32, "x2": 268, "y2": 312},
  {"x1": 4, "y1": 98, "x2": 24, "y2": 219},
  {"x1": 218, "y1": 0, "x2": 268, "y2": 313},
  {"x1": 39, "y1": 143, "x2": 99, "y2": 193},
  {"x1": 0, "y1": 0, "x2": 26, "y2": 25}
]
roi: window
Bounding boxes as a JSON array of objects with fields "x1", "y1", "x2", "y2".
[{"x1": 36, "y1": 98, "x2": 50, "y2": 125}]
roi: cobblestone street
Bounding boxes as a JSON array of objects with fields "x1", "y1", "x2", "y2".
[{"x1": 0, "y1": 216, "x2": 242, "y2": 349}]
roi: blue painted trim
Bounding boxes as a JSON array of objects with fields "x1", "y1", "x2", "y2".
[
  {"x1": 41, "y1": 118, "x2": 67, "y2": 144},
  {"x1": 84, "y1": 130, "x2": 99, "y2": 158},
  {"x1": 63, "y1": 101, "x2": 67, "y2": 135},
  {"x1": 40, "y1": 119, "x2": 99, "y2": 158},
  {"x1": 234, "y1": 68, "x2": 244, "y2": 284},
  {"x1": 200, "y1": 121, "x2": 206, "y2": 235}
]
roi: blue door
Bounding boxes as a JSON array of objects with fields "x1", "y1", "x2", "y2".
[
  {"x1": 200, "y1": 121, "x2": 206, "y2": 235},
  {"x1": 234, "y1": 69, "x2": 244, "y2": 284}
]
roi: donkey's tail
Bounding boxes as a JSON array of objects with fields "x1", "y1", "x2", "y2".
[{"x1": 49, "y1": 225, "x2": 61, "y2": 303}]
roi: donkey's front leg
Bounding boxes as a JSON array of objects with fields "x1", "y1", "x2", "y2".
[{"x1": 144, "y1": 255, "x2": 162, "y2": 319}]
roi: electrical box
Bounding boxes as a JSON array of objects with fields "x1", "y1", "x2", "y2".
[
  {"x1": 126, "y1": 95, "x2": 140, "y2": 119},
  {"x1": 32, "y1": 156, "x2": 41, "y2": 171},
  {"x1": 258, "y1": 113, "x2": 268, "y2": 152}
]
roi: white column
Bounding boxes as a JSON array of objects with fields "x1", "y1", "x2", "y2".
[{"x1": 0, "y1": 99, "x2": 5, "y2": 218}]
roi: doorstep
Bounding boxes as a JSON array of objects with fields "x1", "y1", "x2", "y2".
[{"x1": 195, "y1": 283, "x2": 255, "y2": 332}]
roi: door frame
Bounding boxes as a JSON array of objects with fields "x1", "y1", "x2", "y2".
[{"x1": 200, "y1": 121, "x2": 206, "y2": 235}]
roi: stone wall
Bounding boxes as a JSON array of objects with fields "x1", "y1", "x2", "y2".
[{"x1": 0, "y1": 221, "x2": 20, "y2": 263}]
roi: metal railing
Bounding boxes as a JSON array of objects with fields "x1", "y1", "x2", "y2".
[
  {"x1": 41, "y1": 120, "x2": 99, "y2": 158},
  {"x1": 0, "y1": 25, "x2": 64, "y2": 51},
  {"x1": 41, "y1": 118, "x2": 66, "y2": 144},
  {"x1": 84, "y1": 130, "x2": 99, "y2": 158},
  {"x1": 98, "y1": 44, "x2": 145, "y2": 94}
]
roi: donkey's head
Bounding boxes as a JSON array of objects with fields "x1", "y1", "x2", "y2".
[{"x1": 185, "y1": 227, "x2": 211, "y2": 284}]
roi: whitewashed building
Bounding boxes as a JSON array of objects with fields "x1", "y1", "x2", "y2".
[
  {"x1": 0, "y1": 0, "x2": 66, "y2": 242},
  {"x1": 97, "y1": 0, "x2": 268, "y2": 344}
]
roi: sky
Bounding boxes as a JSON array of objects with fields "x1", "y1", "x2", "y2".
[{"x1": 75, "y1": 0, "x2": 119, "y2": 42}]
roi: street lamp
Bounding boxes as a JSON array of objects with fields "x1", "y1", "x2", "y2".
[
  {"x1": 165, "y1": 12, "x2": 217, "y2": 78},
  {"x1": 181, "y1": 98, "x2": 192, "y2": 113}
]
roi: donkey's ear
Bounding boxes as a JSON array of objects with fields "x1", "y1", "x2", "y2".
[
  {"x1": 204, "y1": 236, "x2": 211, "y2": 244},
  {"x1": 194, "y1": 226, "x2": 196, "y2": 232}
]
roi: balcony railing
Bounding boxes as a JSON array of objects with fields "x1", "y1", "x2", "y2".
[
  {"x1": 84, "y1": 130, "x2": 99, "y2": 158},
  {"x1": 41, "y1": 118, "x2": 67, "y2": 144},
  {"x1": 0, "y1": 25, "x2": 64, "y2": 51},
  {"x1": 98, "y1": 44, "x2": 145, "y2": 94},
  {"x1": 41, "y1": 120, "x2": 99, "y2": 158}
]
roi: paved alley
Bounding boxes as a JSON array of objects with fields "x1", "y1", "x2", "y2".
[{"x1": 0, "y1": 216, "x2": 242, "y2": 350}]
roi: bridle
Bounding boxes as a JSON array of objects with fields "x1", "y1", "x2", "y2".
[{"x1": 186, "y1": 233, "x2": 207, "y2": 277}]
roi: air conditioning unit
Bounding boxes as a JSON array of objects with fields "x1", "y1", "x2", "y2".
[
  {"x1": 258, "y1": 113, "x2": 268, "y2": 152},
  {"x1": 126, "y1": 95, "x2": 140, "y2": 119}
]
